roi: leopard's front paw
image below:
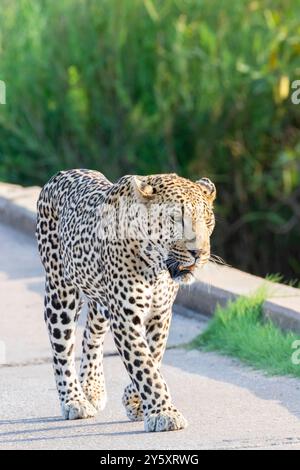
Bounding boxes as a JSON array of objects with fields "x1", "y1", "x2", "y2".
[
  {"x1": 61, "y1": 398, "x2": 97, "y2": 420},
  {"x1": 122, "y1": 385, "x2": 144, "y2": 422},
  {"x1": 144, "y1": 406, "x2": 188, "y2": 432}
]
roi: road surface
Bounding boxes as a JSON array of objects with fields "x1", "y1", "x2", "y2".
[{"x1": 1, "y1": 222, "x2": 300, "y2": 450}]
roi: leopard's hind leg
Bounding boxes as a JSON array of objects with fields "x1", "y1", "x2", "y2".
[
  {"x1": 43, "y1": 277, "x2": 97, "y2": 420},
  {"x1": 79, "y1": 299, "x2": 109, "y2": 411},
  {"x1": 37, "y1": 191, "x2": 97, "y2": 420}
]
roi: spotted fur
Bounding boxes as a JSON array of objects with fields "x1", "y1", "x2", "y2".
[{"x1": 36, "y1": 169, "x2": 216, "y2": 432}]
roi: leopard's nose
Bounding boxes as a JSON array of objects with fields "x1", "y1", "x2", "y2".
[{"x1": 188, "y1": 249, "x2": 201, "y2": 261}]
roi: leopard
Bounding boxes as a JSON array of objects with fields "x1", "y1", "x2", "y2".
[{"x1": 36, "y1": 169, "x2": 216, "y2": 432}]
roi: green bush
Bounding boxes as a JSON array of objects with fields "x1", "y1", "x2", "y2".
[{"x1": 0, "y1": 0, "x2": 300, "y2": 279}]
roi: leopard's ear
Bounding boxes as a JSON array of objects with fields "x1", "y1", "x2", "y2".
[
  {"x1": 132, "y1": 176, "x2": 154, "y2": 200},
  {"x1": 196, "y1": 177, "x2": 216, "y2": 204}
]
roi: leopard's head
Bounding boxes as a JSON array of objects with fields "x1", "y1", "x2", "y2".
[{"x1": 132, "y1": 173, "x2": 216, "y2": 284}]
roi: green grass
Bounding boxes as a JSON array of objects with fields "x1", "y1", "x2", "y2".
[{"x1": 190, "y1": 286, "x2": 300, "y2": 378}]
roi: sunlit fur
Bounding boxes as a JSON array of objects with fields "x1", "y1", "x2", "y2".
[{"x1": 36, "y1": 169, "x2": 216, "y2": 432}]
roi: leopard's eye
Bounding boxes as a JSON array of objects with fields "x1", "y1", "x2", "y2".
[
  {"x1": 173, "y1": 212, "x2": 182, "y2": 223},
  {"x1": 169, "y1": 208, "x2": 182, "y2": 224},
  {"x1": 169, "y1": 210, "x2": 184, "y2": 240}
]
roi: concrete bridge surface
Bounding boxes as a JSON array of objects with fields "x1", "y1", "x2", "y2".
[{"x1": 1, "y1": 222, "x2": 300, "y2": 450}]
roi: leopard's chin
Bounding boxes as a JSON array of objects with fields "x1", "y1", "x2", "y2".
[
  {"x1": 174, "y1": 271, "x2": 195, "y2": 285},
  {"x1": 168, "y1": 268, "x2": 195, "y2": 285}
]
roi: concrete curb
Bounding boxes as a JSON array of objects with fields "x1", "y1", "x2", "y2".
[
  {"x1": 176, "y1": 265, "x2": 300, "y2": 333},
  {"x1": 0, "y1": 183, "x2": 39, "y2": 236},
  {"x1": 1, "y1": 181, "x2": 300, "y2": 333}
]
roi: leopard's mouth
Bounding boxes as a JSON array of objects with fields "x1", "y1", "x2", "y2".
[
  {"x1": 178, "y1": 264, "x2": 195, "y2": 273},
  {"x1": 166, "y1": 259, "x2": 195, "y2": 281}
]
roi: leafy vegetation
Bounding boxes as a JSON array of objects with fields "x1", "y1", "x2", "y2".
[
  {"x1": 190, "y1": 287, "x2": 300, "y2": 378},
  {"x1": 0, "y1": 0, "x2": 300, "y2": 279}
]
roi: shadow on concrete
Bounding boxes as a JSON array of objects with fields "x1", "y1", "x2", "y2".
[
  {"x1": 0, "y1": 417, "x2": 144, "y2": 445},
  {"x1": 164, "y1": 348, "x2": 300, "y2": 425}
]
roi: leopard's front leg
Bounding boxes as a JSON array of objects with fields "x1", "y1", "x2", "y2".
[
  {"x1": 122, "y1": 307, "x2": 173, "y2": 422},
  {"x1": 109, "y1": 298, "x2": 187, "y2": 432},
  {"x1": 122, "y1": 276, "x2": 179, "y2": 424}
]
